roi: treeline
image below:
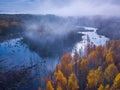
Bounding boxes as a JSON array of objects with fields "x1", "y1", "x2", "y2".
[
  {"x1": 0, "y1": 20, "x2": 24, "y2": 35},
  {"x1": 40, "y1": 40, "x2": 120, "y2": 90},
  {"x1": 1, "y1": 14, "x2": 120, "y2": 40},
  {"x1": 96, "y1": 17, "x2": 120, "y2": 39}
]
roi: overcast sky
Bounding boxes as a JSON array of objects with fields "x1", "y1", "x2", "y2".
[{"x1": 0, "y1": 0, "x2": 120, "y2": 16}]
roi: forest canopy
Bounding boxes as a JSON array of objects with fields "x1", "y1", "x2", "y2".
[{"x1": 40, "y1": 40, "x2": 120, "y2": 90}]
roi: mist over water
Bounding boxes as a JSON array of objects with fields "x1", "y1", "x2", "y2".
[{"x1": 23, "y1": 18, "x2": 83, "y2": 57}]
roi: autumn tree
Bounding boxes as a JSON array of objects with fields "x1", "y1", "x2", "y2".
[
  {"x1": 54, "y1": 70, "x2": 67, "y2": 90},
  {"x1": 61, "y1": 53, "x2": 73, "y2": 77},
  {"x1": 104, "y1": 84, "x2": 110, "y2": 90},
  {"x1": 86, "y1": 67, "x2": 104, "y2": 89},
  {"x1": 112, "y1": 73, "x2": 120, "y2": 89},
  {"x1": 56, "y1": 84, "x2": 62, "y2": 90},
  {"x1": 97, "y1": 84, "x2": 111, "y2": 90},
  {"x1": 98, "y1": 84, "x2": 104, "y2": 90},
  {"x1": 87, "y1": 46, "x2": 106, "y2": 69},
  {"x1": 104, "y1": 64, "x2": 118, "y2": 84},
  {"x1": 68, "y1": 73, "x2": 79, "y2": 90},
  {"x1": 46, "y1": 81, "x2": 54, "y2": 90},
  {"x1": 106, "y1": 51, "x2": 114, "y2": 65},
  {"x1": 85, "y1": 43, "x2": 96, "y2": 56},
  {"x1": 106, "y1": 40, "x2": 120, "y2": 64},
  {"x1": 80, "y1": 58, "x2": 88, "y2": 73}
]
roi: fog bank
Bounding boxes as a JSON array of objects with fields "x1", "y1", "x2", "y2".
[{"x1": 0, "y1": 0, "x2": 120, "y2": 17}]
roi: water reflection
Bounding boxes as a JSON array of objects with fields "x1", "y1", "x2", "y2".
[{"x1": 0, "y1": 37, "x2": 60, "y2": 89}]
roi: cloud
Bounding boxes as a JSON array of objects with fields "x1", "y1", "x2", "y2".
[
  {"x1": 49, "y1": 0, "x2": 120, "y2": 17},
  {"x1": 0, "y1": 0, "x2": 120, "y2": 17}
]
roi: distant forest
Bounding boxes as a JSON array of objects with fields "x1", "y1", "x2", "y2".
[{"x1": 0, "y1": 14, "x2": 120, "y2": 40}]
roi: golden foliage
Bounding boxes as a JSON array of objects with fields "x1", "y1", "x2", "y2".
[
  {"x1": 87, "y1": 67, "x2": 104, "y2": 89},
  {"x1": 56, "y1": 84, "x2": 62, "y2": 90},
  {"x1": 87, "y1": 46, "x2": 106, "y2": 69},
  {"x1": 68, "y1": 73, "x2": 79, "y2": 90},
  {"x1": 104, "y1": 64, "x2": 118, "y2": 83},
  {"x1": 80, "y1": 58, "x2": 88, "y2": 71},
  {"x1": 106, "y1": 51, "x2": 114, "y2": 65},
  {"x1": 104, "y1": 84, "x2": 110, "y2": 90},
  {"x1": 98, "y1": 84, "x2": 104, "y2": 90},
  {"x1": 54, "y1": 70, "x2": 67, "y2": 89},
  {"x1": 112, "y1": 73, "x2": 120, "y2": 89},
  {"x1": 61, "y1": 53, "x2": 73, "y2": 77},
  {"x1": 46, "y1": 81, "x2": 54, "y2": 90}
]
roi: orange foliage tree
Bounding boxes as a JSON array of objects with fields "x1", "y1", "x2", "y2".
[
  {"x1": 61, "y1": 53, "x2": 74, "y2": 78},
  {"x1": 104, "y1": 64, "x2": 118, "y2": 84},
  {"x1": 112, "y1": 73, "x2": 120, "y2": 89},
  {"x1": 46, "y1": 81, "x2": 54, "y2": 90},
  {"x1": 54, "y1": 70, "x2": 67, "y2": 90},
  {"x1": 86, "y1": 67, "x2": 104, "y2": 89},
  {"x1": 68, "y1": 73, "x2": 79, "y2": 90}
]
